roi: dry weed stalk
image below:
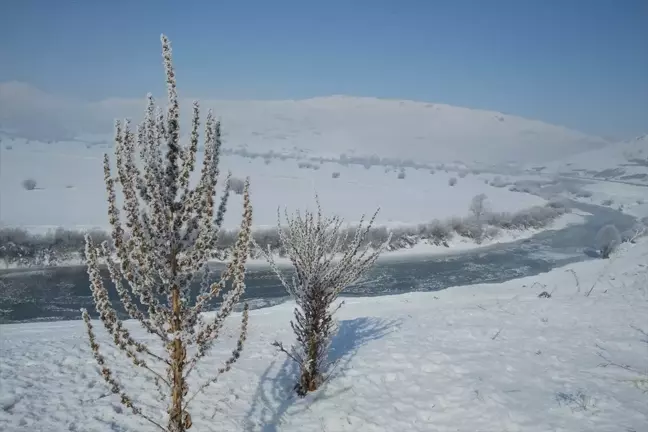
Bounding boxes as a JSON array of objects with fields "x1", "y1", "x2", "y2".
[{"x1": 81, "y1": 34, "x2": 252, "y2": 432}]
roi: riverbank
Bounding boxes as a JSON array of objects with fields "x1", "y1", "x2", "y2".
[
  {"x1": 0, "y1": 200, "x2": 576, "y2": 270},
  {"x1": 0, "y1": 201, "x2": 636, "y2": 324},
  {"x1": 1, "y1": 233, "x2": 646, "y2": 432}
]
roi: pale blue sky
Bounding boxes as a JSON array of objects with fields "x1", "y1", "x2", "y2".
[{"x1": 1, "y1": 0, "x2": 647, "y2": 139}]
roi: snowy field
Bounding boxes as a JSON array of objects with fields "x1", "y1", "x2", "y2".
[
  {"x1": 545, "y1": 134, "x2": 648, "y2": 186},
  {"x1": 1, "y1": 238, "x2": 646, "y2": 432},
  {"x1": 0, "y1": 139, "x2": 546, "y2": 231},
  {"x1": 577, "y1": 182, "x2": 648, "y2": 219}
]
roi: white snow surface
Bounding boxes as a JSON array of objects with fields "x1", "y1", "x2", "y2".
[
  {"x1": 1, "y1": 239, "x2": 647, "y2": 432},
  {"x1": 578, "y1": 182, "x2": 648, "y2": 219},
  {"x1": 0, "y1": 86, "x2": 610, "y2": 164},
  {"x1": 0, "y1": 140, "x2": 547, "y2": 231},
  {"x1": 546, "y1": 134, "x2": 648, "y2": 185}
]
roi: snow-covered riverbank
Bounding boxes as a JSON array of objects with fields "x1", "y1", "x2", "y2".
[{"x1": 1, "y1": 236, "x2": 646, "y2": 432}]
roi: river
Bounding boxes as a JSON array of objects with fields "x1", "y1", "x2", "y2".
[{"x1": 0, "y1": 201, "x2": 637, "y2": 324}]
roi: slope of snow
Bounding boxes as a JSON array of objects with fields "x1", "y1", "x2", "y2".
[
  {"x1": 1, "y1": 238, "x2": 646, "y2": 432},
  {"x1": 203, "y1": 96, "x2": 610, "y2": 164},
  {"x1": 0, "y1": 140, "x2": 546, "y2": 231},
  {"x1": 576, "y1": 182, "x2": 648, "y2": 220},
  {"x1": 546, "y1": 134, "x2": 648, "y2": 185},
  {"x1": 0, "y1": 84, "x2": 610, "y2": 164}
]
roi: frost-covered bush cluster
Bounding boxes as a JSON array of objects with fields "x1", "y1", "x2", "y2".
[
  {"x1": 397, "y1": 169, "x2": 406, "y2": 179},
  {"x1": 257, "y1": 198, "x2": 391, "y2": 395},
  {"x1": 506, "y1": 179, "x2": 551, "y2": 196},
  {"x1": 339, "y1": 153, "x2": 429, "y2": 171},
  {"x1": 596, "y1": 224, "x2": 621, "y2": 258},
  {"x1": 5, "y1": 199, "x2": 573, "y2": 267},
  {"x1": 621, "y1": 222, "x2": 647, "y2": 244},
  {"x1": 22, "y1": 178, "x2": 37, "y2": 190},
  {"x1": 218, "y1": 146, "x2": 488, "y2": 178},
  {"x1": 332, "y1": 171, "x2": 340, "y2": 178},
  {"x1": 449, "y1": 177, "x2": 457, "y2": 186},
  {"x1": 228, "y1": 176, "x2": 246, "y2": 195},
  {"x1": 483, "y1": 202, "x2": 569, "y2": 231},
  {"x1": 564, "y1": 183, "x2": 593, "y2": 198},
  {"x1": 489, "y1": 176, "x2": 509, "y2": 188},
  {"x1": 470, "y1": 193, "x2": 489, "y2": 219},
  {"x1": 450, "y1": 216, "x2": 483, "y2": 240},
  {"x1": 297, "y1": 161, "x2": 320, "y2": 170},
  {"x1": 0, "y1": 226, "x2": 111, "y2": 267}
]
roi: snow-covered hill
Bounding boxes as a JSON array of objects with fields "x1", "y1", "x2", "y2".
[
  {"x1": 197, "y1": 96, "x2": 611, "y2": 164},
  {"x1": 0, "y1": 81, "x2": 610, "y2": 164},
  {"x1": 546, "y1": 134, "x2": 648, "y2": 185}
]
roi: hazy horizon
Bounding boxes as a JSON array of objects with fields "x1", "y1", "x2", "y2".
[{"x1": 1, "y1": 0, "x2": 647, "y2": 143}]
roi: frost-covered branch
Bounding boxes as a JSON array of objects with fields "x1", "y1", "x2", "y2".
[
  {"x1": 257, "y1": 196, "x2": 391, "y2": 395},
  {"x1": 80, "y1": 34, "x2": 253, "y2": 432}
]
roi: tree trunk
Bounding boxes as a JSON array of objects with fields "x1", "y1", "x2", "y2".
[
  {"x1": 168, "y1": 252, "x2": 189, "y2": 431},
  {"x1": 297, "y1": 284, "x2": 325, "y2": 396}
]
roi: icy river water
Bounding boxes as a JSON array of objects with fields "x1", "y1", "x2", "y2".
[{"x1": 0, "y1": 201, "x2": 637, "y2": 324}]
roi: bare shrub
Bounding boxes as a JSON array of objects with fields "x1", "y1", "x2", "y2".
[
  {"x1": 470, "y1": 193, "x2": 489, "y2": 220},
  {"x1": 22, "y1": 178, "x2": 37, "y2": 190},
  {"x1": 259, "y1": 197, "x2": 391, "y2": 396},
  {"x1": 621, "y1": 223, "x2": 646, "y2": 244},
  {"x1": 0, "y1": 226, "x2": 104, "y2": 267},
  {"x1": 565, "y1": 183, "x2": 593, "y2": 198},
  {"x1": 365, "y1": 225, "x2": 391, "y2": 247},
  {"x1": 332, "y1": 171, "x2": 340, "y2": 179},
  {"x1": 298, "y1": 161, "x2": 318, "y2": 170},
  {"x1": 80, "y1": 35, "x2": 253, "y2": 432},
  {"x1": 595, "y1": 224, "x2": 621, "y2": 258},
  {"x1": 448, "y1": 177, "x2": 457, "y2": 186},
  {"x1": 484, "y1": 202, "x2": 569, "y2": 231},
  {"x1": 424, "y1": 219, "x2": 452, "y2": 245},
  {"x1": 484, "y1": 225, "x2": 500, "y2": 239},
  {"x1": 229, "y1": 176, "x2": 246, "y2": 195},
  {"x1": 450, "y1": 216, "x2": 483, "y2": 241},
  {"x1": 489, "y1": 176, "x2": 508, "y2": 188},
  {"x1": 555, "y1": 390, "x2": 595, "y2": 412}
]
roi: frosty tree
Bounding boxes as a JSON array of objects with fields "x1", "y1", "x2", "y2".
[
  {"x1": 470, "y1": 193, "x2": 489, "y2": 220},
  {"x1": 259, "y1": 197, "x2": 391, "y2": 395},
  {"x1": 469, "y1": 193, "x2": 489, "y2": 242},
  {"x1": 595, "y1": 224, "x2": 621, "y2": 259},
  {"x1": 81, "y1": 34, "x2": 253, "y2": 432}
]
